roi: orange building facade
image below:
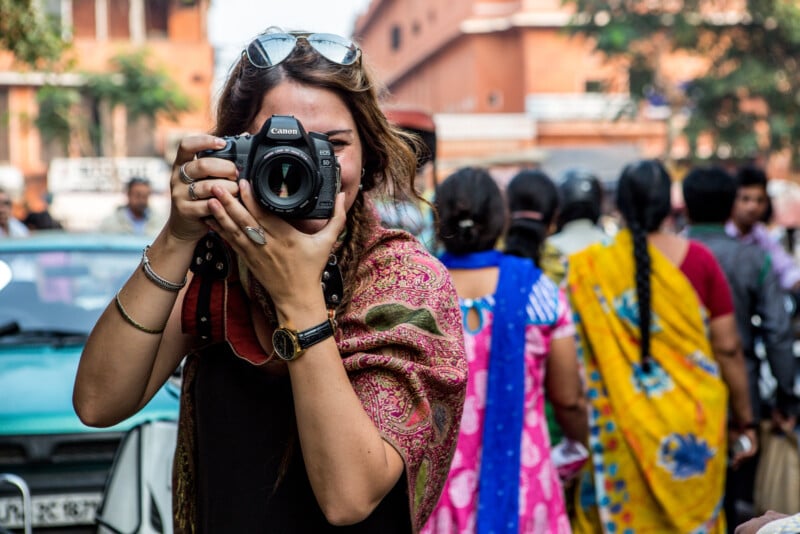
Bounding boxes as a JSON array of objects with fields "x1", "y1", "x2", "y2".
[
  {"x1": 0, "y1": 0, "x2": 214, "y2": 207},
  {"x1": 353, "y1": 0, "x2": 673, "y2": 181}
]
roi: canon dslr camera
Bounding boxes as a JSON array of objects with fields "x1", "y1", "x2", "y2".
[{"x1": 198, "y1": 115, "x2": 340, "y2": 219}]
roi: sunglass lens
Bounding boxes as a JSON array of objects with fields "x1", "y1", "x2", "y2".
[
  {"x1": 307, "y1": 34, "x2": 361, "y2": 65},
  {"x1": 247, "y1": 35, "x2": 297, "y2": 68}
]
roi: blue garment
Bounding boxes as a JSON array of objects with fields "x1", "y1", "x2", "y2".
[{"x1": 440, "y1": 250, "x2": 541, "y2": 534}]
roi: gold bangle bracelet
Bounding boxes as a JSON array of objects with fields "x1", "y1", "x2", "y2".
[{"x1": 114, "y1": 292, "x2": 165, "y2": 334}]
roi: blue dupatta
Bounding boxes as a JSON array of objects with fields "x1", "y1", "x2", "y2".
[{"x1": 440, "y1": 250, "x2": 540, "y2": 534}]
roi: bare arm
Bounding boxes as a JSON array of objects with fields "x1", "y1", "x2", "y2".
[
  {"x1": 546, "y1": 335, "x2": 588, "y2": 445},
  {"x1": 708, "y1": 313, "x2": 758, "y2": 465},
  {"x1": 73, "y1": 235, "x2": 195, "y2": 426},
  {"x1": 73, "y1": 135, "x2": 239, "y2": 427}
]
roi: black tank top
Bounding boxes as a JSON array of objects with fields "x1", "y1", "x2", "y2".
[{"x1": 193, "y1": 344, "x2": 412, "y2": 533}]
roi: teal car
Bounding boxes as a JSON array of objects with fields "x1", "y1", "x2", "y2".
[{"x1": 0, "y1": 233, "x2": 180, "y2": 532}]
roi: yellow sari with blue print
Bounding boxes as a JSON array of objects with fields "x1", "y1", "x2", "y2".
[{"x1": 568, "y1": 230, "x2": 728, "y2": 534}]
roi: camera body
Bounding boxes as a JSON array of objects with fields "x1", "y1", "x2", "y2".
[{"x1": 198, "y1": 115, "x2": 340, "y2": 219}]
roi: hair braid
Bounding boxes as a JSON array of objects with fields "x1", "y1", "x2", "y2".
[
  {"x1": 630, "y1": 219, "x2": 652, "y2": 371},
  {"x1": 336, "y1": 193, "x2": 373, "y2": 314},
  {"x1": 617, "y1": 159, "x2": 672, "y2": 372}
]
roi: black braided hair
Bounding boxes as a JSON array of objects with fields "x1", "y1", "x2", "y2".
[
  {"x1": 616, "y1": 160, "x2": 672, "y2": 372},
  {"x1": 435, "y1": 167, "x2": 506, "y2": 255},
  {"x1": 504, "y1": 169, "x2": 559, "y2": 265}
]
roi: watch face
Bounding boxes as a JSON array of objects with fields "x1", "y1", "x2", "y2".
[{"x1": 272, "y1": 329, "x2": 299, "y2": 361}]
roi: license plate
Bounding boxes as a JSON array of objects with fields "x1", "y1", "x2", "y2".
[{"x1": 0, "y1": 492, "x2": 102, "y2": 528}]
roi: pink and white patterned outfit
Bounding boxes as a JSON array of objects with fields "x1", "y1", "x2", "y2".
[{"x1": 422, "y1": 274, "x2": 575, "y2": 534}]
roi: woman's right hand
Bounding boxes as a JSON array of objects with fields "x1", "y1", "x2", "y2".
[{"x1": 167, "y1": 135, "x2": 241, "y2": 242}]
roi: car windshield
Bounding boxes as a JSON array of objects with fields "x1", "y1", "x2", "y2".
[{"x1": 0, "y1": 248, "x2": 139, "y2": 337}]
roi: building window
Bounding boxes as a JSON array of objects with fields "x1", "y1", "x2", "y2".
[
  {"x1": 108, "y1": 0, "x2": 131, "y2": 39},
  {"x1": 390, "y1": 25, "x2": 401, "y2": 51},
  {"x1": 145, "y1": 0, "x2": 169, "y2": 39},
  {"x1": 40, "y1": 0, "x2": 67, "y2": 39},
  {"x1": 72, "y1": 0, "x2": 96, "y2": 39},
  {"x1": 585, "y1": 80, "x2": 605, "y2": 93},
  {"x1": 487, "y1": 91, "x2": 503, "y2": 109},
  {"x1": 0, "y1": 88, "x2": 8, "y2": 162}
]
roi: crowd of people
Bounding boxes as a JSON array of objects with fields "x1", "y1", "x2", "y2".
[
  {"x1": 0, "y1": 173, "x2": 165, "y2": 237},
  {"x1": 413, "y1": 158, "x2": 800, "y2": 534},
  {"x1": 0, "y1": 24, "x2": 790, "y2": 534}
]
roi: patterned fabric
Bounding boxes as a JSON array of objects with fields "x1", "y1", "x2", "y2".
[
  {"x1": 422, "y1": 272, "x2": 575, "y2": 534},
  {"x1": 567, "y1": 230, "x2": 729, "y2": 534},
  {"x1": 756, "y1": 513, "x2": 800, "y2": 534},
  {"x1": 440, "y1": 250, "x2": 538, "y2": 534},
  {"x1": 174, "y1": 222, "x2": 468, "y2": 533}
]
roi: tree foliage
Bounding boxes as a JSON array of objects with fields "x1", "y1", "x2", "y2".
[
  {"x1": 34, "y1": 85, "x2": 81, "y2": 152},
  {"x1": 0, "y1": 0, "x2": 65, "y2": 66},
  {"x1": 85, "y1": 50, "x2": 192, "y2": 122},
  {"x1": 36, "y1": 50, "x2": 192, "y2": 155},
  {"x1": 565, "y1": 0, "x2": 800, "y2": 168}
]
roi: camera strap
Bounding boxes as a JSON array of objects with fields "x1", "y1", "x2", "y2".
[
  {"x1": 183, "y1": 231, "x2": 343, "y2": 350},
  {"x1": 321, "y1": 254, "x2": 343, "y2": 326}
]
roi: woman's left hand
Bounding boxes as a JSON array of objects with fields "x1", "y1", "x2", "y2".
[
  {"x1": 729, "y1": 427, "x2": 759, "y2": 469},
  {"x1": 204, "y1": 178, "x2": 347, "y2": 324}
]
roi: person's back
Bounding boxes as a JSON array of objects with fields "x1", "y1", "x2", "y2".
[
  {"x1": 684, "y1": 166, "x2": 797, "y2": 422},
  {"x1": 549, "y1": 168, "x2": 608, "y2": 257},
  {"x1": 425, "y1": 167, "x2": 586, "y2": 534},
  {"x1": 568, "y1": 159, "x2": 756, "y2": 534},
  {"x1": 683, "y1": 165, "x2": 798, "y2": 533}
]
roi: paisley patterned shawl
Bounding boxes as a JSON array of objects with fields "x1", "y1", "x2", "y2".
[
  {"x1": 567, "y1": 230, "x2": 729, "y2": 534},
  {"x1": 174, "y1": 222, "x2": 468, "y2": 533},
  {"x1": 337, "y1": 226, "x2": 468, "y2": 531}
]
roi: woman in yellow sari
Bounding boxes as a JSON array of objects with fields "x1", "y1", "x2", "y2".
[{"x1": 568, "y1": 160, "x2": 757, "y2": 534}]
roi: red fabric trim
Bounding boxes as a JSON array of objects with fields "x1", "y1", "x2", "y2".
[{"x1": 181, "y1": 253, "x2": 271, "y2": 365}]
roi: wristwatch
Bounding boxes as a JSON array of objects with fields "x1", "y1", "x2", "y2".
[{"x1": 272, "y1": 318, "x2": 335, "y2": 361}]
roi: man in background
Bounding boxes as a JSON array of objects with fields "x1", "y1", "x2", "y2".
[
  {"x1": 684, "y1": 165, "x2": 798, "y2": 533},
  {"x1": 726, "y1": 165, "x2": 800, "y2": 293},
  {"x1": 99, "y1": 177, "x2": 162, "y2": 236},
  {"x1": 0, "y1": 187, "x2": 29, "y2": 237}
]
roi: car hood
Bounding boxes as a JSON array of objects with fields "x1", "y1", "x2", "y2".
[{"x1": 0, "y1": 344, "x2": 180, "y2": 435}]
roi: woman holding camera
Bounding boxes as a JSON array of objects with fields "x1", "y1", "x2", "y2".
[{"x1": 73, "y1": 29, "x2": 468, "y2": 533}]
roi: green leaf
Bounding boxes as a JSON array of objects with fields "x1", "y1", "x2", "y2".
[{"x1": 365, "y1": 303, "x2": 444, "y2": 336}]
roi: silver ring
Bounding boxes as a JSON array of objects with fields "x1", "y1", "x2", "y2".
[
  {"x1": 244, "y1": 225, "x2": 267, "y2": 245},
  {"x1": 188, "y1": 182, "x2": 199, "y2": 201},
  {"x1": 179, "y1": 162, "x2": 194, "y2": 184}
]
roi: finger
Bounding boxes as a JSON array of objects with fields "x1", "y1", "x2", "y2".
[
  {"x1": 174, "y1": 135, "x2": 226, "y2": 165},
  {"x1": 320, "y1": 192, "x2": 347, "y2": 238},
  {"x1": 182, "y1": 179, "x2": 240, "y2": 203},
  {"x1": 237, "y1": 178, "x2": 291, "y2": 235},
  {"x1": 237, "y1": 177, "x2": 267, "y2": 219},
  {"x1": 187, "y1": 156, "x2": 240, "y2": 183},
  {"x1": 207, "y1": 182, "x2": 258, "y2": 241}
]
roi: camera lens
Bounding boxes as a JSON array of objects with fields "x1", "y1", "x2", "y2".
[
  {"x1": 251, "y1": 147, "x2": 318, "y2": 215},
  {"x1": 267, "y1": 161, "x2": 304, "y2": 199}
]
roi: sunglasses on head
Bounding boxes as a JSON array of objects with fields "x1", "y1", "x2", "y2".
[{"x1": 245, "y1": 32, "x2": 361, "y2": 69}]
